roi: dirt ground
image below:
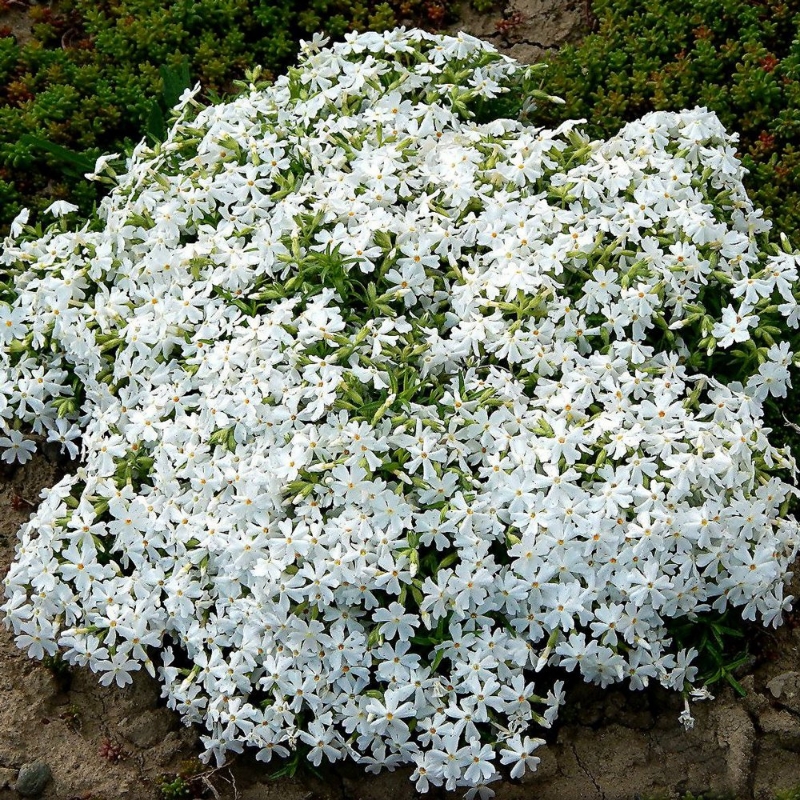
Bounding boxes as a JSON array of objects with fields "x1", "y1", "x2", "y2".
[{"x1": 4, "y1": 1, "x2": 800, "y2": 799}]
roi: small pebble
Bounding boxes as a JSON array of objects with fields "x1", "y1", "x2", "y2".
[{"x1": 14, "y1": 761, "x2": 51, "y2": 798}]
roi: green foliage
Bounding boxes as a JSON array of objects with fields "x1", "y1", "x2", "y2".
[
  {"x1": 158, "y1": 758, "x2": 220, "y2": 799},
  {"x1": 763, "y1": 392, "x2": 800, "y2": 513},
  {"x1": 0, "y1": 0, "x2": 457, "y2": 232},
  {"x1": 159, "y1": 775, "x2": 193, "y2": 800},
  {"x1": 268, "y1": 744, "x2": 324, "y2": 781},
  {"x1": 59, "y1": 703, "x2": 82, "y2": 732},
  {"x1": 42, "y1": 651, "x2": 72, "y2": 691},
  {"x1": 776, "y1": 786, "x2": 800, "y2": 800},
  {"x1": 145, "y1": 61, "x2": 192, "y2": 143},
  {"x1": 668, "y1": 611, "x2": 750, "y2": 696}
]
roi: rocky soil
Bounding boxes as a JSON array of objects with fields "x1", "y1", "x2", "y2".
[{"x1": 3, "y1": 1, "x2": 800, "y2": 799}]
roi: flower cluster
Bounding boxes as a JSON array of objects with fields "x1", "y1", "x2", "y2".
[{"x1": 2, "y1": 27, "x2": 800, "y2": 797}]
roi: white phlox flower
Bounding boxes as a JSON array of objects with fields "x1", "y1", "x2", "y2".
[{"x1": 1, "y1": 27, "x2": 799, "y2": 797}]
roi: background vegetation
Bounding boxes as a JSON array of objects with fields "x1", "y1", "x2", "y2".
[
  {"x1": 4, "y1": 0, "x2": 800, "y2": 246},
  {"x1": 0, "y1": 0, "x2": 466, "y2": 227}
]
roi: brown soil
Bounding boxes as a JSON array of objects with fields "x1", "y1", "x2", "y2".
[
  {"x1": 445, "y1": 0, "x2": 589, "y2": 63},
  {"x1": 3, "y1": 1, "x2": 800, "y2": 799}
]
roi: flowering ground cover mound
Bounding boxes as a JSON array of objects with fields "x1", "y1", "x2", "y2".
[{"x1": 1, "y1": 27, "x2": 800, "y2": 799}]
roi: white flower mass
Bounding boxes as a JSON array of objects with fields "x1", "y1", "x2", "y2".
[{"x1": 2, "y1": 26, "x2": 800, "y2": 796}]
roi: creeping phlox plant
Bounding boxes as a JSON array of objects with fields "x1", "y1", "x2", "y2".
[{"x1": 2, "y1": 27, "x2": 800, "y2": 797}]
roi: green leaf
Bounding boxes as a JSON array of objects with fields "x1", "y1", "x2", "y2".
[
  {"x1": 725, "y1": 671, "x2": 748, "y2": 698},
  {"x1": 146, "y1": 101, "x2": 166, "y2": 144},
  {"x1": 19, "y1": 135, "x2": 96, "y2": 175},
  {"x1": 161, "y1": 60, "x2": 192, "y2": 109}
]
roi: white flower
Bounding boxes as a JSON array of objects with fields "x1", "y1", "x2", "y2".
[
  {"x1": 0, "y1": 27, "x2": 798, "y2": 798},
  {"x1": 678, "y1": 697, "x2": 696, "y2": 731},
  {"x1": 95, "y1": 650, "x2": 141, "y2": 687},
  {"x1": 712, "y1": 305, "x2": 758, "y2": 348},
  {"x1": 499, "y1": 734, "x2": 545, "y2": 779},
  {"x1": 84, "y1": 153, "x2": 120, "y2": 181},
  {"x1": 0, "y1": 305, "x2": 27, "y2": 344},
  {"x1": 460, "y1": 740, "x2": 496, "y2": 785},
  {"x1": 8, "y1": 208, "x2": 30, "y2": 238},
  {"x1": 365, "y1": 687, "x2": 416, "y2": 737},
  {"x1": 44, "y1": 201, "x2": 79, "y2": 217},
  {"x1": 0, "y1": 429, "x2": 36, "y2": 464},
  {"x1": 46, "y1": 418, "x2": 81, "y2": 459},
  {"x1": 373, "y1": 602, "x2": 419, "y2": 641}
]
